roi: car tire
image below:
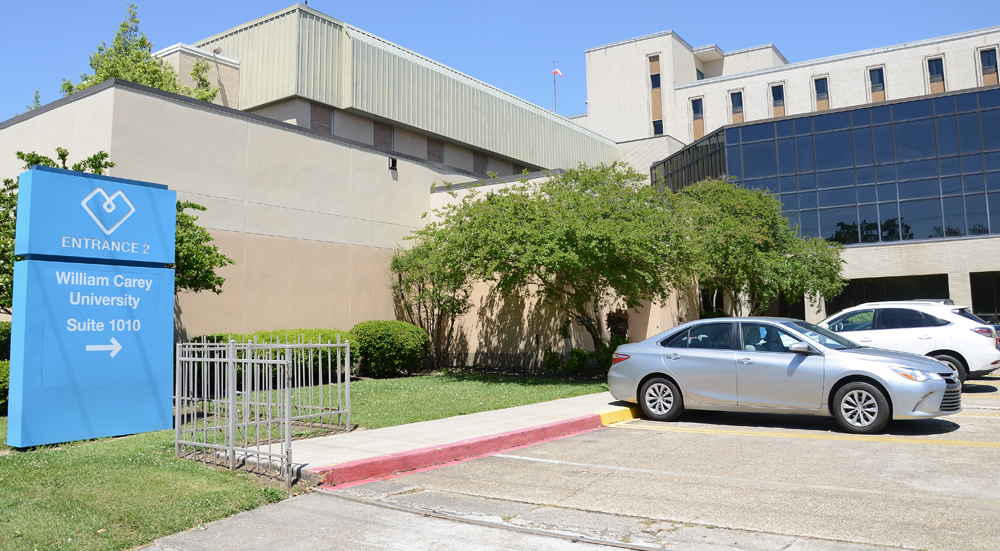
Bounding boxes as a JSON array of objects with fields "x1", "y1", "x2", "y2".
[
  {"x1": 833, "y1": 382, "x2": 890, "y2": 434},
  {"x1": 930, "y1": 354, "x2": 966, "y2": 384},
  {"x1": 639, "y1": 377, "x2": 684, "y2": 422}
]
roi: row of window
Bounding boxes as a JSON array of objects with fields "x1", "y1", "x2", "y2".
[{"x1": 689, "y1": 47, "x2": 1000, "y2": 133}]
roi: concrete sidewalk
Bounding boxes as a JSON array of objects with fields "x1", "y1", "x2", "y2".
[{"x1": 295, "y1": 391, "x2": 639, "y2": 486}]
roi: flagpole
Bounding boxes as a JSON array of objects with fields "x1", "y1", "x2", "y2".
[{"x1": 552, "y1": 61, "x2": 557, "y2": 114}]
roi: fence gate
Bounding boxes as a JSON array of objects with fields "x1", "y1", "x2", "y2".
[{"x1": 174, "y1": 336, "x2": 351, "y2": 488}]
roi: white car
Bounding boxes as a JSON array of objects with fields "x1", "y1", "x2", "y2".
[{"x1": 820, "y1": 300, "x2": 1000, "y2": 383}]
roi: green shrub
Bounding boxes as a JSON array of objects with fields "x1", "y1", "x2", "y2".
[
  {"x1": 0, "y1": 360, "x2": 9, "y2": 415},
  {"x1": 541, "y1": 347, "x2": 562, "y2": 373},
  {"x1": 560, "y1": 348, "x2": 594, "y2": 377},
  {"x1": 350, "y1": 320, "x2": 429, "y2": 378},
  {"x1": 594, "y1": 334, "x2": 630, "y2": 374},
  {"x1": 0, "y1": 321, "x2": 10, "y2": 361}
]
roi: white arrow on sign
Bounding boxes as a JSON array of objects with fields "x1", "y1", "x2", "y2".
[{"x1": 86, "y1": 337, "x2": 123, "y2": 358}]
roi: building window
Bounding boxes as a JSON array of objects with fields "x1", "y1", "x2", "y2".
[
  {"x1": 982, "y1": 48, "x2": 998, "y2": 86},
  {"x1": 869, "y1": 67, "x2": 885, "y2": 103},
  {"x1": 814, "y1": 77, "x2": 829, "y2": 111},
  {"x1": 771, "y1": 84, "x2": 785, "y2": 117},
  {"x1": 649, "y1": 55, "x2": 663, "y2": 136},
  {"x1": 730, "y1": 91, "x2": 744, "y2": 123},
  {"x1": 927, "y1": 57, "x2": 945, "y2": 94},
  {"x1": 650, "y1": 74, "x2": 661, "y2": 89},
  {"x1": 691, "y1": 98, "x2": 704, "y2": 139},
  {"x1": 696, "y1": 69, "x2": 705, "y2": 80},
  {"x1": 653, "y1": 120, "x2": 663, "y2": 135}
]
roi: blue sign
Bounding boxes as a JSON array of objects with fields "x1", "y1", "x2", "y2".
[
  {"x1": 15, "y1": 166, "x2": 175, "y2": 264},
  {"x1": 6, "y1": 167, "x2": 176, "y2": 448}
]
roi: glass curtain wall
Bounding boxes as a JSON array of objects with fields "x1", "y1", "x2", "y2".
[{"x1": 651, "y1": 130, "x2": 727, "y2": 192}]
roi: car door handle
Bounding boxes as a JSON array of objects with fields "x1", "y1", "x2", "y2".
[
  {"x1": 738, "y1": 358, "x2": 754, "y2": 365},
  {"x1": 858, "y1": 338, "x2": 873, "y2": 343},
  {"x1": 664, "y1": 353, "x2": 680, "y2": 361},
  {"x1": 918, "y1": 335, "x2": 932, "y2": 340}
]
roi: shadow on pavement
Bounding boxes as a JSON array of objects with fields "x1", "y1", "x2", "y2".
[
  {"x1": 668, "y1": 410, "x2": 961, "y2": 436},
  {"x1": 962, "y1": 384, "x2": 997, "y2": 394}
]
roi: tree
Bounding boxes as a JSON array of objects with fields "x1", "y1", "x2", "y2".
[
  {"x1": 424, "y1": 162, "x2": 699, "y2": 359},
  {"x1": 390, "y1": 227, "x2": 474, "y2": 369},
  {"x1": 677, "y1": 179, "x2": 846, "y2": 316},
  {"x1": 0, "y1": 149, "x2": 234, "y2": 312},
  {"x1": 61, "y1": 3, "x2": 218, "y2": 103}
]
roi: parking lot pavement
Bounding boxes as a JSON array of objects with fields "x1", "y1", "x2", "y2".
[{"x1": 340, "y1": 407, "x2": 998, "y2": 551}]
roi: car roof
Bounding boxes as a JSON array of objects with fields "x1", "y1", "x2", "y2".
[{"x1": 852, "y1": 300, "x2": 969, "y2": 310}]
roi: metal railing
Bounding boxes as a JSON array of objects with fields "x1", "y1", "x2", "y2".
[{"x1": 174, "y1": 335, "x2": 351, "y2": 488}]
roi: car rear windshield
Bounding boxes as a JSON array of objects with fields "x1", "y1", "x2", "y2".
[
  {"x1": 953, "y1": 308, "x2": 988, "y2": 324},
  {"x1": 783, "y1": 321, "x2": 861, "y2": 350}
]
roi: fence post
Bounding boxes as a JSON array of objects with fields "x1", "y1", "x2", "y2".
[
  {"x1": 345, "y1": 340, "x2": 351, "y2": 433},
  {"x1": 228, "y1": 340, "x2": 237, "y2": 470},
  {"x1": 175, "y1": 343, "x2": 182, "y2": 458},
  {"x1": 284, "y1": 345, "x2": 293, "y2": 490}
]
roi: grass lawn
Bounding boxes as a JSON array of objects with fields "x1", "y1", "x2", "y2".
[{"x1": 0, "y1": 373, "x2": 607, "y2": 550}]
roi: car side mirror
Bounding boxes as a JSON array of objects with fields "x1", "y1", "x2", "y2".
[{"x1": 789, "y1": 342, "x2": 816, "y2": 355}]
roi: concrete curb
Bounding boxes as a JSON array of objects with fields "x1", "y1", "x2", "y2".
[{"x1": 310, "y1": 405, "x2": 641, "y2": 487}]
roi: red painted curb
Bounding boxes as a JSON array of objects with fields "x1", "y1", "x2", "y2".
[{"x1": 309, "y1": 414, "x2": 604, "y2": 486}]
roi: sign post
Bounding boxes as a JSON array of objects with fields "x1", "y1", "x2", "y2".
[{"x1": 6, "y1": 166, "x2": 176, "y2": 447}]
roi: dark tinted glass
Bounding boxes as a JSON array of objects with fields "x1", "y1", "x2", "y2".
[
  {"x1": 795, "y1": 118, "x2": 812, "y2": 136},
  {"x1": 772, "y1": 85, "x2": 785, "y2": 103},
  {"x1": 941, "y1": 175, "x2": 963, "y2": 195},
  {"x1": 853, "y1": 128, "x2": 873, "y2": 166},
  {"x1": 893, "y1": 119, "x2": 937, "y2": 160},
  {"x1": 873, "y1": 125, "x2": 894, "y2": 164},
  {"x1": 876, "y1": 308, "x2": 930, "y2": 329},
  {"x1": 987, "y1": 151, "x2": 1000, "y2": 171},
  {"x1": 871, "y1": 105, "x2": 891, "y2": 124},
  {"x1": 822, "y1": 206, "x2": 859, "y2": 244},
  {"x1": 798, "y1": 173, "x2": 816, "y2": 191},
  {"x1": 799, "y1": 209, "x2": 819, "y2": 238},
  {"x1": 877, "y1": 164, "x2": 896, "y2": 183},
  {"x1": 741, "y1": 123, "x2": 774, "y2": 143},
  {"x1": 813, "y1": 112, "x2": 851, "y2": 132},
  {"x1": 936, "y1": 116, "x2": 960, "y2": 157},
  {"x1": 686, "y1": 323, "x2": 733, "y2": 349},
  {"x1": 779, "y1": 176, "x2": 797, "y2": 193},
  {"x1": 927, "y1": 58, "x2": 944, "y2": 77},
  {"x1": 933, "y1": 96, "x2": 956, "y2": 115},
  {"x1": 956, "y1": 93, "x2": 978, "y2": 113},
  {"x1": 777, "y1": 139, "x2": 796, "y2": 175},
  {"x1": 725, "y1": 128, "x2": 741, "y2": 144},
  {"x1": 896, "y1": 159, "x2": 938, "y2": 181},
  {"x1": 984, "y1": 48, "x2": 999, "y2": 69},
  {"x1": 856, "y1": 166, "x2": 875, "y2": 185},
  {"x1": 858, "y1": 185, "x2": 877, "y2": 203},
  {"x1": 980, "y1": 88, "x2": 1000, "y2": 110},
  {"x1": 942, "y1": 196, "x2": 965, "y2": 236},
  {"x1": 990, "y1": 192, "x2": 1000, "y2": 234},
  {"x1": 958, "y1": 113, "x2": 981, "y2": 153},
  {"x1": 818, "y1": 168, "x2": 854, "y2": 189},
  {"x1": 880, "y1": 202, "x2": 901, "y2": 241},
  {"x1": 966, "y1": 193, "x2": 989, "y2": 234},
  {"x1": 692, "y1": 98, "x2": 703, "y2": 116},
  {"x1": 776, "y1": 119, "x2": 793, "y2": 137},
  {"x1": 892, "y1": 99, "x2": 933, "y2": 122},
  {"x1": 988, "y1": 172, "x2": 1000, "y2": 192},
  {"x1": 814, "y1": 78, "x2": 828, "y2": 95},
  {"x1": 939, "y1": 155, "x2": 961, "y2": 176},
  {"x1": 726, "y1": 144, "x2": 742, "y2": 177},
  {"x1": 779, "y1": 193, "x2": 798, "y2": 211},
  {"x1": 878, "y1": 182, "x2": 897, "y2": 201},
  {"x1": 796, "y1": 136, "x2": 815, "y2": 172},
  {"x1": 800, "y1": 190, "x2": 817, "y2": 209},
  {"x1": 851, "y1": 108, "x2": 871, "y2": 127},
  {"x1": 650, "y1": 74, "x2": 661, "y2": 89},
  {"x1": 828, "y1": 309, "x2": 876, "y2": 331},
  {"x1": 742, "y1": 141, "x2": 778, "y2": 178},
  {"x1": 731, "y1": 92, "x2": 743, "y2": 110},
  {"x1": 982, "y1": 110, "x2": 1000, "y2": 151},
  {"x1": 897, "y1": 178, "x2": 939, "y2": 200},
  {"x1": 870, "y1": 68, "x2": 884, "y2": 88},
  {"x1": 963, "y1": 154, "x2": 984, "y2": 175},
  {"x1": 653, "y1": 120, "x2": 663, "y2": 135},
  {"x1": 819, "y1": 187, "x2": 856, "y2": 207},
  {"x1": 661, "y1": 329, "x2": 689, "y2": 348},
  {"x1": 814, "y1": 131, "x2": 853, "y2": 170},
  {"x1": 900, "y1": 198, "x2": 943, "y2": 240},
  {"x1": 859, "y1": 205, "x2": 880, "y2": 242},
  {"x1": 786, "y1": 210, "x2": 800, "y2": 232}
]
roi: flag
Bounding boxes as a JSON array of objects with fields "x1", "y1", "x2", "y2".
[{"x1": 553, "y1": 68, "x2": 563, "y2": 77}]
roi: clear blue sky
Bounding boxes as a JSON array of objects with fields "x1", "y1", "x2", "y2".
[{"x1": 0, "y1": 0, "x2": 995, "y2": 121}]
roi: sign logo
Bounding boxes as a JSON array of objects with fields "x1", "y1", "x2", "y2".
[{"x1": 82, "y1": 188, "x2": 135, "y2": 235}]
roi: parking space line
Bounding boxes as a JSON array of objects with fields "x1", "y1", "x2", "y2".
[{"x1": 609, "y1": 421, "x2": 1000, "y2": 448}]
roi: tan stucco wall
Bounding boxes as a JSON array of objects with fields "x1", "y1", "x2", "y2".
[
  {"x1": 333, "y1": 109, "x2": 374, "y2": 145},
  {"x1": 162, "y1": 49, "x2": 241, "y2": 109},
  {"x1": 248, "y1": 98, "x2": 312, "y2": 128}
]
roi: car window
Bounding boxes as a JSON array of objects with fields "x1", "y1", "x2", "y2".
[
  {"x1": 953, "y1": 308, "x2": 987, "y2": 324},
  {"x1": 923, "y1": 313, "x2": 951, "y2": 327},
  {"x1": 827, "y1": 309, "x2": 874, "y2": 332},
  {"x1": 660, "y1": 330, "x2": 689, "y2": 348},
  {"x1": 785, "y1": 321, "x2": 860, "y2": 350},
  {"x1": 875, "y1": 308, "x2": 929, "y2": 330},
  {"x1": 679, "y1": 323, "x2": 733, "y2": 349},
  {"x1": 740, "y1": 323, "x2": 801, "y2": 353}
]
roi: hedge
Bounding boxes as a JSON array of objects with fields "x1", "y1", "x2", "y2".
[
  {"x1": 350, "y1": 320, "x2": 428, "y2": 378},
  {"x1": 0, "y1": 321, "x2": 10, "y2": 361},
  {"x1": 1, "y1": 360, "x2": 9, "y2": 415}
]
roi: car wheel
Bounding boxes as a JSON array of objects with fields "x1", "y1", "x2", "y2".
[
  {"x1": 639, "y1": 378, "x2": 684, "y2": 422},
  {"x1": 931, "y1": 354, "x2": 966, "y2": 384},
  {"x1": 833, "y1": 382, "x2": 890, "y2": 434}
]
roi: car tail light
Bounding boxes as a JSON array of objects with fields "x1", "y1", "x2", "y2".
[
  {"x1": 971, "y1": 327, "x2": 994, "y2": 338},
  {"x1": 611, "y1": 353, "x2": 630, "y2": 365}
]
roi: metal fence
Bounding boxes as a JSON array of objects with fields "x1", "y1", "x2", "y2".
[{"x1": 174, "y1": 336, "x2": 351, "y2": 488}]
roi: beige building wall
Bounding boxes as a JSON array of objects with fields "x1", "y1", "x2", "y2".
[
  {"x1": 248, "y1": 98, "x2": 312, "y2": 128},
  {"x1": 156, "y1": 44, "x2": 241, "y2": 109},
  {"x1": 617, "y1": 134, "x2": 685, "y2": 183}
]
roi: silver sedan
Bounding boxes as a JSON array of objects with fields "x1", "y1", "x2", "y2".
[{"x1": 608, "y1": 318, "x2": 962, "y2": 434}]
